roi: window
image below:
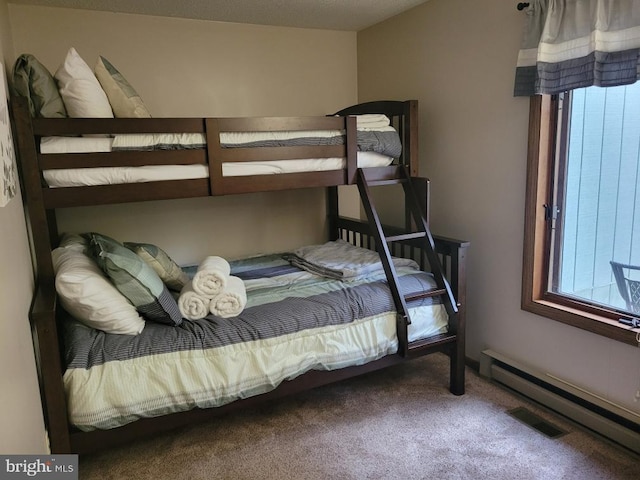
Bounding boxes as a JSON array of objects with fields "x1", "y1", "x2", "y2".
[{"x1": 522, "y1": 87, "x2": 640, "y2": 347}]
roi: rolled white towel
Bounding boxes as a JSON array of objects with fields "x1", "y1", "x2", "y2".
[
  {"x1": 192, "y1": 256, "x2": 231, "y2": 297},
  {"x1": 178, "y1": 281, "x2": 210, "y2": 321},
  {"x1": 209, "y1": 276, "x2": 247, "y2": 318}
]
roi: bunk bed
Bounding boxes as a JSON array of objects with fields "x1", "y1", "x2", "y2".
[{"x1": 11, "y1": 93, "x2": 469, "y2": 455}]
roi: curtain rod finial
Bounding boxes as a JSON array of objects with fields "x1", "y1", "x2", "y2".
[{"x1": 517, "y1": 2, "x2": 530, "y2": 10}]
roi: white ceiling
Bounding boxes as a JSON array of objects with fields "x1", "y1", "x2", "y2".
[{"x1": 8, "y1": 0, "x2": 430, "y2": 31}]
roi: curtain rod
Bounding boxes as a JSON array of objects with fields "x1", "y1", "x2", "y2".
[{"x1": 517, "y1": 2, "x2": 530, "y2": 10}]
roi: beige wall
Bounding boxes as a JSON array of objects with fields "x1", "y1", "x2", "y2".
[
  {"x1": 0, "y1": 0, "x2": 46, "y2": 454},
  {"x1": 8, "y1": 5, "x2": 359, "y2": 263},
  {"x1": 8, "y1": 6, "x2": 356, "y2": 118},
  {"x1": 359, "y1": 0, "x2": 640, "y2": 413}
]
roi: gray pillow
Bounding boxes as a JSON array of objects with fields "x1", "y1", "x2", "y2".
[{"x1": 12, "y1": 54, "x2": 67, "y2": 118}]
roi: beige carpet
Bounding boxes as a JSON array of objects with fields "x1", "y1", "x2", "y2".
[{"x1": 78, "y1": 353, "x2": 638, "y2": 479}]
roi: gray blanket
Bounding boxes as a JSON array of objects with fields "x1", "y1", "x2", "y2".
[
  {"x1": 283, "y1": 240, "x2": 419, "y2": 280},
  {"x1": 225, "y1": 130, "x2": 402, "y2": 159}
]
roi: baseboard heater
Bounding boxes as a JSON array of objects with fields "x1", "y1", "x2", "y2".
[{"x1": 479, "y1": 349, "x2": 640, "y2": 454}]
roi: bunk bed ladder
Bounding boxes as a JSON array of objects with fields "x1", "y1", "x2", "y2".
[{"x1": 356, "y1": 166, "x2": 459, "y2": 358}]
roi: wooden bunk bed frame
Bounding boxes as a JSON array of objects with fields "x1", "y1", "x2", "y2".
[{"x1": 11, "y1": 95, "x2": 469, "y2": 455}]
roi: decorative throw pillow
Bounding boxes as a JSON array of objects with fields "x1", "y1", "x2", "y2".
[
  {"x1": 12, "y1": 54, "x2": 67, "y2": 118},
  {"x1": 52, "y1": 247, "x2": 145, "y2": 335},
  {"x1": 54, "y1": 47, "x2": 113, "y2": 118},
  {"x1": 94, "y1": 56, "x2": 151, "y2": 118},
  {"x1": 124, "y1": 242, "x2": 188, "y2": 292},
  {"x1": 88, "y1": 233, "x2": 183, "y2": 326}
]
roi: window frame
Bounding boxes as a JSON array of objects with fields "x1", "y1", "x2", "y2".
[{"x1": 522, "y1": 94, "x2": 639, "y2": 347}]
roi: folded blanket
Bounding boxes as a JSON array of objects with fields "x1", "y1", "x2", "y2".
[
  {"x1": 192, "y1": 256, "x2": 231, "y2": 297},
  {"x1": 178, "y1": 281, "x2": 210, "y2": 321},
  {"x1": 354, "y1": 114, "x2": 391, "y2": 129},
  {"x1": 112, "y1": 133, "x2": 205, "y2": 151},
  {"x1": 283, "y1": 239, "x2": 419, "y2": 281},
  {"x1": 209, "y1": 276, "x2": 247, "y2": 318}
]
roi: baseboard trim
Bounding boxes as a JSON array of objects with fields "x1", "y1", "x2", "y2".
[{"x1": 479, "y1": 349, "x2": 640, "y2": 454}]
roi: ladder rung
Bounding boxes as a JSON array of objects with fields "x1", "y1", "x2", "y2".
[
  {"x1": 365, "y1": 178, "x2": 408, "y2": 187},
  {"x1": 406, "y1": 333, "x2": 457, "y2": 356},
  {"x1": 358, "y1": 165, "x2": 408, "y2": 185},
  {"x1": 404, "y1": 288, "x2": 447, "y2": 302},
  {"x1": 385, "y1": 232, "x2": 426, "y2": 243}
]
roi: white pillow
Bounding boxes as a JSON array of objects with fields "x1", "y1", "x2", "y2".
[
  {"x1": 95, "y1": 56, "x2": 151, "y2": 118},
  {"x1": 52, "y1": 247, "x2": 145, "y2": 335},
  {"x1": 58, "y1": 232, "x2": 87, "y2": 251},
  {"x1": 54, "y1": 47, "x2": 114, "y2": 118}
]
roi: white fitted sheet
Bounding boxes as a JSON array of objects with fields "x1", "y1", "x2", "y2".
[{"x1": 40, "y1": 128, "x2": 395, "y2": 187}]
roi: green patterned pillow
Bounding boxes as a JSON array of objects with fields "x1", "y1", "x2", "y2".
[
  {"x1": 94, "y1": 56, "x2": 151, "y2": 118},
  {"x1": 12, "y1": 54, "x2": 68, "y2": 118},
  {"x1": 124, "y1": 242, "x2": 188, "y2": 292},
  {"x1": 88, "y1": 233, "x2": 182, "y2": 326}
]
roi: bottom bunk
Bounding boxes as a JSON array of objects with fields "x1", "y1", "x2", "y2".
[
  {"x1": 33, "y1": 216, "x2": 468, "y2": 455},
  {"x1": 65, "y1": 244, "x2": 448, "y2": 433}
]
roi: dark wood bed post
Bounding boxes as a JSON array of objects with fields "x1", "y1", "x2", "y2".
[
  {"x1": 11, "y1": 96, "x2": 58, "y2": 274},
  {"x1": 401, "y1": 99, "x2": 467, "y2": 394},
  {"x1": 450, "y1": 239, "x2": 468, "y2": 395},
  {"x1": 403, "y1": 100, "x2": 419, "y2": 177},
  {"x1": 11, "y1": 96, "x2": 72, "y2": 452},
  {"x1": 433, "y1": 235, "x2": 469, "y2": 395},
  {"x1": 326, "y1": 186, "x2": 339, "y2": 241}
]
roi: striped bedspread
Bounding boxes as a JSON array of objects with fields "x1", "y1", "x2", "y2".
[{"x1": 63, "y1": 253, "x2": 448, "y2": 431}]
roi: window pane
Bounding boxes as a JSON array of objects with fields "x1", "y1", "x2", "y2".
[{"x1": 553, "y1": 83, "x2": 640, "y2": 315}]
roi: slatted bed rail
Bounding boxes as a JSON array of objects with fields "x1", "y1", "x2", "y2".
[
  {"x1": 13, "y1": 103, "x2": 361, "y2": 206},
  {"x1": 334, "y1": 216, "x2": 469, "y2": 299},
  {"x1": 334, "y1": 214, "x2": 469, "y2": 366},
  {"x1": 12, "y1": 96, "x2": 418, "y2": 207},
  {"x1": 206, "y1": 116, "x2": 358, "y2": 195}
]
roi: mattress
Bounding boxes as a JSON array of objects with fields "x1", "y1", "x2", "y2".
[
  {"x1": 41, "y1": 152, "x2": 392, "y2": 187},
  {"x1": 62, "y1": 252, "x2": 448, "y2": 431},
  {"x1": 40, "y1": 115, "x2": 401, "y2": 187}
]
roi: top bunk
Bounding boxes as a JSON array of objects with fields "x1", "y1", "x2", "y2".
[{"x1": 11, "y1": 95, "x2": 419, "y2": 209}]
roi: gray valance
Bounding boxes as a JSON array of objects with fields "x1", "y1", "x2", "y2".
[{"x1": 514, "y1": 0, "x2": 640, "y2": 96}]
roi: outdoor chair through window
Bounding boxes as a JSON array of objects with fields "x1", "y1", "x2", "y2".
[{"x1": 610, "y1": 261, "x2": 640, "y2": 315}]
